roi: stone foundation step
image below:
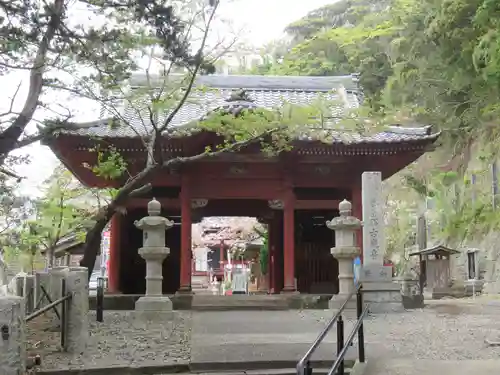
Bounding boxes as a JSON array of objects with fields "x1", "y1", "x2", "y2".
[
  {"x1": 190, "y1": 368, "x2": 350, "y2": 375},
  {"x1": 191, "y1": 295, "x2": 290, "y2": 311},
  {"x1": 188, "y1": 359, "x2": 357, "y2": 374},
  {"x1": 37, "y1": 360, "x2": 360, "y2": 375}
]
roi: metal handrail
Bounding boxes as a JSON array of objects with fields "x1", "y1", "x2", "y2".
[
  {"x1": 327, "y1": 305, "x2": 369, "y2": 375},
  {"x1": 296, "y1": 283, "x2": 362, "y2": 373},
  {"x1": 96, "y1": 276, "x2": 105, "y2": 322}
]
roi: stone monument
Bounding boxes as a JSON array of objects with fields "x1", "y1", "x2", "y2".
[
  {"x1": 134, "y1": 198, "x2": 174, "y2": 317},
  {"x1": 360, "y1": 172, "x2": 402, "y2": 312},
  {"x1": 327, "y1": 199, "x2": 361, "y2": 309}
]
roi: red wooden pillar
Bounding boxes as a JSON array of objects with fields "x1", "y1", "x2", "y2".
[
  {"x1": 179, "y1": 178, "x2": 192, "y2": 293},
  {"x1": 352, "y1": 186, "x2": 363, "y2": 263},
  {"x1": 270, "y1": 214, "x2": 281, "y2": 293},
  {"x1": 282, "y1": 190, "x2": 296, "y2": 292},
  {"x1": 108, "y1": 214, "x2": 120, "y2": 293},
  {"x1": 267, "y1": 218, "x2": 275, "y2": 294}
]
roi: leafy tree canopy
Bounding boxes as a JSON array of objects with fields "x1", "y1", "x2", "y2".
[{"x1": 249, "y1": 0, "x2": 500, "y2": 160}]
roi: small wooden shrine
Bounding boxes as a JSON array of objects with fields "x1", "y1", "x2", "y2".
[{"x1": 409, "y1": 244, "x2": 459, "y2": 290}]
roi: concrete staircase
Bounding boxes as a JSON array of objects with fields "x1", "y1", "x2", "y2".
[
  {"x1": 191, "y1": 294, "x2": 289, "y2": 310},
  {"x1": 192, "y1": 275, "x2": 213, "y2": 295},
  {"x1": 187, "y1": 359, "x2": 360, "y2": 375}
]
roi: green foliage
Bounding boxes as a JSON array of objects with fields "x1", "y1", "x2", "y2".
[
  {"x1": 243, "y1": 0, "x2": 500, "y2": 250},
  {"x1": 259, "y1": 233, "x2": 269, "y2": 276},
  {"x1": 253, "y1": 225, "x2": 269, "y2": 275},
  {"x1": 0, "y1": 155, "x2": 34, "y2": 263},
  {"x1": 87, "y1": 146, "x2": 127, "y2": 180},
  {"x1": 2, "y1": 165, "x2": 104, "y2": 268},
  {"x1": 399, "y1": 163, "x2": 500, "y2": 243},
  {"x1": 247, "y1": 0, "x2": 393, "y2": 107},
  {"x1": 196, "y1": 98, "x2": 373, "y2": 155},
  {"x1": 28, "y1": 167, "x2": 91, "y2": 258},
  {"x1": 284, "y1": 0, "x2": 387, "y2": 41},
  {"x1": 248, "y1": 0, "x2": 500, "y2": 153}
]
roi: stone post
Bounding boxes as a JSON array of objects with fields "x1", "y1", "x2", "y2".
[
  {"x1": 14, "y1": 276, "x2": 23, "y2": 297},
  {"x1": 63, "y1": 267, "x2": 89, "y2": 354},
  {"x1": 134, "y1": 198, "x2": 174, "y2": 316},
  {"x1": 49, "y1": 266, "x2": 68, "y2": 321},
  {"x1": 327, "y1": 200, "x2": 361, "y2": 308},
  {"x1": 15, "y1": 274, "x2": 35, "y2": 314},
  {"x1": 0, "y1": 260, "x2": 7, "y2": 286},
  {"x1": 0, "y1": 296, "x2": 26, "y2": 375}
]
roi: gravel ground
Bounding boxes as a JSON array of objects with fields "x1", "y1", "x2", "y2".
[
  {"x1": 25, "y1": 303, "x2": 500, "y2": 371},
  {"x1": 366, "y1": 359, "x2": 500, "y2": 375},
  {"x1": 309, "y1": 303, "x2": 500, "y2": 360},
  {"x1": 26, "y1": 310, "x2": 192, "y2": 370}
]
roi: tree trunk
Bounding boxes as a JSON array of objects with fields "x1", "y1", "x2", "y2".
[
  {"x1": 46, "y1": 248, "x2": 55, "y2": 269},
  {"x1": 79, "y1": 214, "x2": 111, "y2": 280}
]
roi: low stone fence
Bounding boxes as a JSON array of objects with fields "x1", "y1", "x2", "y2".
[
  {"x1": 0, "y1": 267, "x2": 89, "y2": 375},
  {"x1": 5, "y1": 266, "x2": 75, "y2": 317}
]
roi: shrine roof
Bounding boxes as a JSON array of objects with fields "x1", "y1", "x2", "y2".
[
  {"x1": 409, "y1": 244, "x2": 460, "y2": 257},
  {"x1": 55, "y1": 74, "x2": 440, "y2": 145},
  {"x1": 41, "y1": 232, "x2": 84, "y2": 257}
]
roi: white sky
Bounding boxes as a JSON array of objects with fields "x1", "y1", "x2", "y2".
[{"x1": 3, "y1": 0, "x2": 334, "y2": 196}]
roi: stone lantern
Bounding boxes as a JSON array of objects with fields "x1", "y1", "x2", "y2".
[
  {"x1": 133, "y1": 198, "x2": 174, "y2": 314},
  {"x1": 326, "y1": 199, "x2": 361, "y2": 306}
]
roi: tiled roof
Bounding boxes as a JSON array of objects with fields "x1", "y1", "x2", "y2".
[
  {"x1": 56, "y1": 74, "x2": 439, "y2": 145},
  {"x1": 295, "y1": 126, "x2": 440, "y2": 145},
  {"x1": 58, "y1": 74, "x2": 359, "y2": 138}
]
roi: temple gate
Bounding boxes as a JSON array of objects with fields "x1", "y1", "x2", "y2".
[{"x1": 44, "y1": 74, "x2": 440, "y2": 295}]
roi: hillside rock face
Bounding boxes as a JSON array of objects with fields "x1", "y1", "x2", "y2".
[{"x1": 449, "y1": 231, "x2": 500, "y2": 294}]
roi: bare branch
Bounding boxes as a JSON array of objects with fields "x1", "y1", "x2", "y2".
[
  {"x1": 0, "y1": 81, "x2": 23, "y2": 119},
  {"x1": 156, "y1": 0, "x2": 220, "y2": 134},
  {"x1": 0, "y1": 0, "x2": 65, "y2": 161},
  {"x1": 0, "y1": 166, "x2": 22, "y2": 180}
]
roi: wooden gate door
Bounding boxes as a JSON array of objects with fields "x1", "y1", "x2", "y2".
[
  {"x1": 295, "y1": 211, "x2": 339, "y2": 294},
  {"x1": 296, "y1": 242, "x2": 338, "y2": 293}
]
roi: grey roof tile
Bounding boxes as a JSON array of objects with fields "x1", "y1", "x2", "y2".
[
  {"x1": 296, "y1": 127, "x2": 439, "y2": 144},
  {"x1": 58, "y1": 74, "x2": 439, "y2": 145},
  {"x1": 129, "y1": 74, "x2": 359, "y2": 91}
]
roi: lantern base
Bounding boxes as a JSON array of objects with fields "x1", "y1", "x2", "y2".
[{"x1": 135, "y1": 295, "x2": 173, "y2": 317}]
